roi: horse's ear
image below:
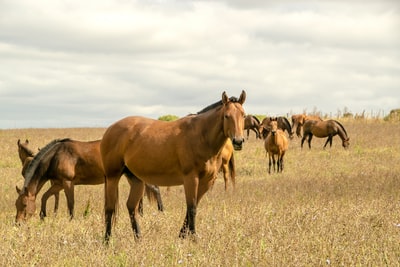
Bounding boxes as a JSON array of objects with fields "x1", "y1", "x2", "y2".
[
  {"x1": 17, "y1": 139, "x2": 21, "y2": 145},
  {"x1": 222, "y1": 91, "x2": 229, "y2": 104},
  {"x1": 238, "y1": 90, "x2": 246, "y2": 104},
  {"x1": 26, "y1": 139, "x2": 29, "y2": 144}
]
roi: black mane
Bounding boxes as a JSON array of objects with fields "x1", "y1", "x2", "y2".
[{"x1": 197, "y1": 96, "x2": 239, "y2": 114}]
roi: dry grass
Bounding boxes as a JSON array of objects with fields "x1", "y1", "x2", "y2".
[{"x1": 1, "y1": 120, "x2": 400, "y2": 266}]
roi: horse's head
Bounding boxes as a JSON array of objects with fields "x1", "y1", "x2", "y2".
[
  {"x1": 15, "y1": 186, "x2": 36, "y2": 224},
  {"x1": 342, "y1": 137, "x2": 350, "y2": 149},
  {"x1": 17, "y1": 139, "x2": 34, "y2": 163},
  {"x1": 222, "y1": 90, "x2": 246, "y2": 150},
  {"x1": 270, "y1": 118, "x2": 278, "y2": 135}
]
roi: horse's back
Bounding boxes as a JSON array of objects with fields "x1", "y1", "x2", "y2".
[
  {"x1": 53, "y1": 139, "x2": 104, "y2": 184},
  {"x1": 101, "y1": 116, "x2": 199, "y2": 186}
]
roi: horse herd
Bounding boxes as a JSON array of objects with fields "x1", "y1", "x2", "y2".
[{"x1": 14, "y1": 91, "x2": 350, "y2": 243}]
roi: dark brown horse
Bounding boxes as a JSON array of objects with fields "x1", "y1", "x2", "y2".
[
  {"x1": 264, "y1": 118, "x2": 289, "y2": 173},
  {"x1": 15, "y1": 139, "x2": 164, "y2": 223},
  {"x1": 17, "y1": 139, "x2": 60, "y2": 214},
  {"x1": 259, "y1": 116, "x2": 293, "y2": 139},
  {"x1": 244, "y1": 115, "x2": 260, "y2": 139},
  {"x1": 101, "y1": 91, "x2": 246, "y2": 242},
  {"x1": 301, "y1": 119, "x2": 350, "y2": 149},
  {"x1": 291, "y1": 114, "x2": 322, "y2": 137}
]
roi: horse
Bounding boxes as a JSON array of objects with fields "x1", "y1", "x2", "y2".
[
  {"x1": 259, "y1": 116, "x2": 293, "y2": 139},
  {"x1": 264, "y1": 118, "x2": 289, "y2": 173},
  {"x1": 301, "y1": 119, "x2": 350, "y2": 149},
  {"x1": 100, "y1": 91, "x2": 246, "y2": 242},
  {"x1": 17, "y1": 139, "x2": 60, "y2": 215},
  {"x1": 244, "y1": 115, "x2": 260, "y2": 139},
  {"x1": 291, "y1": 114, "x2": 322, "y2": 137},
  {"x1": 15, "y1": 139, "x2": 164, "y2": 223}
]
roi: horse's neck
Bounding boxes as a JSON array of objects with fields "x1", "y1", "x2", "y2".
[
  {"x1": 337, "y1": 125, "x2": 348, "y2": 141},
  {"x1": 26, "y1": 177, "x2": 47, "y2": 197},
  {"x1": 197, "y1": 109, "x2": 227, "y2": 153}
]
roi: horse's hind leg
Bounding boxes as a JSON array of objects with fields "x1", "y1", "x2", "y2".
[
  {"x1": 307, "y1": 134, "x2": 313, "y2": 149},
  {"x1": 104, "y1": 174, "x2": 121, "y2": 243},
  {"x1": 125, "y1": 172, "x2": 145, "y2": 240}
]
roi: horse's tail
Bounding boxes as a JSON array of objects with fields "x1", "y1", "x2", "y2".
[
  {"x1": 145, "y1": 184, "x2": 164, "y2": 211},
  {"x1": 334, "y1": 120, "x2": 348, "y2": 138},
  {"x1": 229, "y1": 152, "x2": 236, "y2": 187},
  {"x1": 23, "y1": 138, "x2": 70, "y2": 190},
  {"x1": 145, "y1": 184, "x2": 158, "y2": 203}
]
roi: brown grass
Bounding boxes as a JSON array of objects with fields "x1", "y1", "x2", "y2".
[{"x1": 1, "y1": 120, "x2": 400, "y2": 266}]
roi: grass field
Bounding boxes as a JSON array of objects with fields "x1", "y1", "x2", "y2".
[{"x1": 1, "y1": 119, "x2": 399, "y2": 266}]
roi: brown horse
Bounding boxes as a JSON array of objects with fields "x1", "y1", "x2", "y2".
[
  {"x1": 17, "y1": 139, "x2": 60, "y2": 214},
  {"x1": 15, "y1": 139, "x2": 164, "y2": 223},
  {"x1": 244, "y1": 115, "x2": 260, "y2": 139},
  {"x1": 291, "y1": 114, "x2": 322, "y2": 137},
  {"x1": 100, "y1": 91, "x2": 246, "y2": 242},
  {"x1": 264, "y1": 118, "x2": 289, "y2": 173},
  {"x1": 259, "y1": 116, "x2": 293, "y2": 139},
  {"x1": 301, "y1": 119, "x2": 350, "y2": 149}
]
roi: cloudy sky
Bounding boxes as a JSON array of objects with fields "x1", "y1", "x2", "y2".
[{"x1": 1, "y1": 0, "x2": 399, "y2": 128}]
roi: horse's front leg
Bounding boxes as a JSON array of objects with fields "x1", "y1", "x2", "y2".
[
  {"x1": 62, "y1": 180, "x2": 75, "y2": 220},
  {"x1": 179, "y1": 176, "x2": 199, "y2": 239},
  {"x1": 125, "y1": 174, "x2": 145, "y2": 240},
  {"x1": 40, "y1": 182, "x2": 63, "y2": 220}
]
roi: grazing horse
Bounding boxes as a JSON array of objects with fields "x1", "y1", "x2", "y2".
[
  {"x1": 17, "y1": 139, "x2": 60, "y2": 214},
  {"x1": 264, "y1": 118, "x2": 289, "y2": 173},
  {"x1": 301, "y1": 119, "x2": 350, "y2": 149},
  {"x1": 101, "y1": 91, "x2": 246, "y2": 242},
  {"x1": 291, "y1": 114, "x2": 322, "y2": 137},
  {"x1": 244, "y1": 115, "x2": 260, "y2": 139},
  {"x1": 259, "y1": 116, "x2": 293, "y2": 139},
  {"x1": 15, "y1": 139, "x2": 163, "y2": 223}
]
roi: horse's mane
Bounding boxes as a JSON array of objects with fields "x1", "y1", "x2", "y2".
[
  {"x1": 252, "y1": 115, "x2": 260, "y2": 124},
  {"x1": 333, "y1": 120, "x2": 348, "y2": 137},
  {"x1": 196, "y1": 96, "x2": 240, "y2": 114},
  {"x1": 23, "y1": 138, "x2": 71, "y2": 189}
]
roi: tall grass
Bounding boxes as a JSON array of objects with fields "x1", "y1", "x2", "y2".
[{"x1": 1, "y1": 120, "x2": 399, "y2": 266}]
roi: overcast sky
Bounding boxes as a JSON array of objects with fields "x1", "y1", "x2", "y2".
[{"x1": 1, "y1": 0, "x2": 399, "y2": 128}]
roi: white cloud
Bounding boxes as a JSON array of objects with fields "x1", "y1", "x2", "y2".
[{"x1": 0, "y1": 0, "x2": 399, "y2": 128}]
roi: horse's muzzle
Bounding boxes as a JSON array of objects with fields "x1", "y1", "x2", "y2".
[{"x1": 232, "y1": 138, "x2": 244, "y2": 151}]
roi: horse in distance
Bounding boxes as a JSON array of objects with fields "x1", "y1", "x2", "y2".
[
  {"x1": 100, "y1": 90, "x2": 246, "y2": 243},
  {"x1": 15, "y1": 139, "x2": 163, "y2": 223},
  {"x1": 244, "y1": 115, "x2": 261, "y2": 139},
  {"x1": 291, "y1": 114, "x2": 322, "y2": 137},
  {"x1": 259, "y1": 116, "x2": 293, "y2": 139},
  {"x1": 301, "y1": 119, "x2": 350, "y2": 149},
  {"x1": 264, "y1": 118, "x2": 289, "y2": 173}
]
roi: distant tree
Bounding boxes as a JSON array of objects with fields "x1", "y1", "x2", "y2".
[{"x1": 158, "y1": 115, "x2": 179, "y2": 121}]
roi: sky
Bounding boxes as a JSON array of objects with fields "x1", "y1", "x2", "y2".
[{"x1": 0, "y1": 0, "x2": 399, "y2": 128}]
